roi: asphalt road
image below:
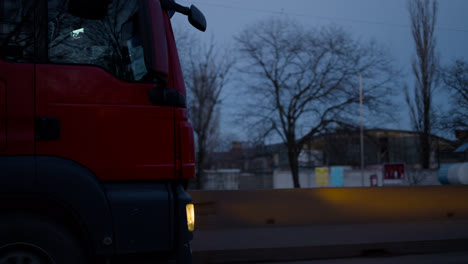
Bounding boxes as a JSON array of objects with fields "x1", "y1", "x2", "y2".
[
  {"x1": 192, "y1": 224, "x2": 468, "y2": 264},
  {"x1": 272, "y1": 251, "x2": 468, "y2": 264},
  {"x1": 191, "y1": 188, "x2": 468, "y2": 264}
]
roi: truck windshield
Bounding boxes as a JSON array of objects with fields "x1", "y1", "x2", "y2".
[{"x1": 48, "y1": 0, "x2": 148, "y2": 82}]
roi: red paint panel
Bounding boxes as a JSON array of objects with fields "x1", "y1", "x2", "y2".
[
  {"x1": 35, "y1": 64, "x2": 175, "y2": 181},
  {"x1": 163, "y1": 11, "x2": 186, "y2": 96},
  {"x1": 164, "y1": 11, "x2": 194, "y2": 179},
  {"x1": 176, "y1": 109, "x2": 195, "y2": 179},
  {"x1": 0, "y1": 61, "x2": 35, "y2": 155},
  {"x1": 147, "y1": 0, "x2": 169, "y2": 76},
  {"x1": 0, "y1": 80, "x2": 5, "y2": 150}
]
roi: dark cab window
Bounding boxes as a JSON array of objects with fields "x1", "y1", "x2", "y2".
[
  {"x1": 0, "y1": 0, "x2": 35, "y2": 62},
  {"x1": 47, "y1": 0, "x2": 148, "y2": 82}
]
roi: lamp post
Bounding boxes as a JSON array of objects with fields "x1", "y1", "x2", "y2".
[{"x1": 360, "y1": 74, "x2": 364, "y2": 187}]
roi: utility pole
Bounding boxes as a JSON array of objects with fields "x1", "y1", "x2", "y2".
[{"x1": 360, "y1": 74, "x2": 365, "y2": 187}]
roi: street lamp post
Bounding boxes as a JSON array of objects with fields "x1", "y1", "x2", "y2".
[{"x1": 360, "y1": 74, "x2": 365, "y2": 187}]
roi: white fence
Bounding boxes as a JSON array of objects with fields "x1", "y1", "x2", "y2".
[
  {"x1": 273, "y1": 168, "x2": 440, "y2": 189},
  {"x1": 199, "y1": 168, "x2": 440, "y2": 190},
  {"x1": 203, "y1": 169, "x2": 240, "y2": 190}
]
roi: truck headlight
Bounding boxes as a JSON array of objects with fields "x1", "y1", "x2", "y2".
[{"x1": 186, "y1": 203, "x2": 195, "y2": 231}]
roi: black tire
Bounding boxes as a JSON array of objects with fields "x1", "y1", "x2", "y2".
[{"x1": 0, "y1": 214, "x2": 88, "y2": 264}]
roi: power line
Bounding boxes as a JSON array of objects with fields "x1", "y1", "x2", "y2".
[{"x1": 192, "y1": 0, "x2": 468, "y2": 33}]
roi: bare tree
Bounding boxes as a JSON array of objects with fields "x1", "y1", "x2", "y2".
[
  {"x1": 236, "y1": 19, "x2": 396, "y2": 188},
  {"x1": 405, "y1": 0, "x2": 439, "y2": 168},
  {"x1": 177, "y1": 34, "x2": 233, "y2": 189},
  {"x1": 440, "y1": 59, "x2": 468, "y2": 131}
]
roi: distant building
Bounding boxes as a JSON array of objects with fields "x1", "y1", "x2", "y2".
[
  {"x1": 204, "y1": 129, "x2": 459, "y2": 189},
  {"x1": 454, "y1": 143, "x2": 468, "y2": 161},
  {"x1": 209, "y1": 141, "x2": 279, "y2": 174},
  {"x1": 274, "y1": 128, "x2": 457, "y2": 169},
  {"x1": 211, "y1": 129, "x2": 458, "y2": 171},
  {"x1": 452, "y1": 130, "x2": 468, "y2": 161}
]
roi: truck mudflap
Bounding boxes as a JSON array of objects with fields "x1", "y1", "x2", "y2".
[
  {"x1": 104, "y1": 182, "x2": 193, "y2": 263},
  {"x1": 104, "y1": 182, "x2": 174, "y2": 253}
]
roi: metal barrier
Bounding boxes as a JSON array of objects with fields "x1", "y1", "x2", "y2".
[{"x1": 190, "y1": 186, "x2": 468, "y2": 263}]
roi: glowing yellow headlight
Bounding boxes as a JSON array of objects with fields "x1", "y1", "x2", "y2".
[{"x1": 186, "y1": 203, "x2": 195, "y2": 231}]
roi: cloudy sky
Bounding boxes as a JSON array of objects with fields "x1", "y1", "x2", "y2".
[{"x1": 171, "y1": 0, "x2": 468, "y2": 140}]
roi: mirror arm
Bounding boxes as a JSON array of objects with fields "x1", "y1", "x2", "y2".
[{"x1": 160, "y1": 0, "x2": 190, "y2": 15}]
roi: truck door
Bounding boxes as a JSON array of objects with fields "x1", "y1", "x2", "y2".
[
  {"x1": 0, "y1": 79, "x2": 5, "y2": 151},
  {"x1": 0, "y1": 1, "x2": 36, "y2": 155},
  {"x1": 35, "y1": 0, "x2": 176, "y2": 181}
]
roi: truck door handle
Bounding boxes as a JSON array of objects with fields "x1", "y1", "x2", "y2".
[{"x1": 35, "y1": 116, "x2": 60, "y2": 141}]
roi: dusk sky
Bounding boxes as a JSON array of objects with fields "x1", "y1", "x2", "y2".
[{"x1": 172, "y1": 0, "x2": 468, "y2": 141}]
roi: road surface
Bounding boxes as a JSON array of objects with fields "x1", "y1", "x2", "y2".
[{"x1": 272, "y1": 251, "x2": 468, "y2": 264}]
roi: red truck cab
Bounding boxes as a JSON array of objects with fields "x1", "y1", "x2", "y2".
[{"x1": 0, "y1": 0, "x2": 203, "y2": 263}]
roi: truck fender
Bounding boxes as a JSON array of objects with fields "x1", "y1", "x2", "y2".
[{"x1": 0, "y1": 156, "x2": 114, "y2": 255}]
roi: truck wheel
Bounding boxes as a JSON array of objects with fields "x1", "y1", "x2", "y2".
[{"x1": 0, "y1": 214, "x2": 88, "y2": 264}]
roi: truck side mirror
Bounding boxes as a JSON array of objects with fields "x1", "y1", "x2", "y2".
[
  {"x1": 160, "y1": 0, "x2": 207, "y2": 32},
  {"x1": 188, "y1": 5, "x2": 206, "y2": 32}
]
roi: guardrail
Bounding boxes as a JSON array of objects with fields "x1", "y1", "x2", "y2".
[{"x1": 190, "y1": 186, "x2": 468, "y2": 263}]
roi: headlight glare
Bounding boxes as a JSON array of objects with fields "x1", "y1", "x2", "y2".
[{"x1": 186, "y1": 203, "x2": 195, "y2": 231}]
